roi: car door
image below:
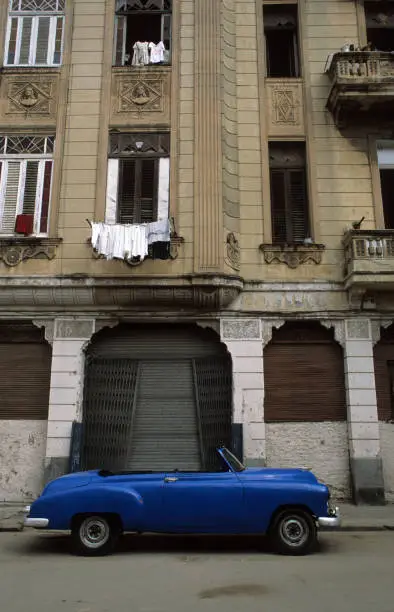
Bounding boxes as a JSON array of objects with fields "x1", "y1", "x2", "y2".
[{"x1": 161, "y1": 471, "x2": 245, "y2": 533}]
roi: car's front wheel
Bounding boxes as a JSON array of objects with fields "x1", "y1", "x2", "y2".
[
  {"x1": 270, "y1": 509, "x2": 317, "y2": 556},
  {"x1": 71, "y1": 514, "x2": 120, "y2": 556}
]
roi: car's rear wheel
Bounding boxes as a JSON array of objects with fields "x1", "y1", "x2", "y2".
[
  {"x1": 270, "y1": 509, "x2": 317, "y2": 556},
  {"x1": 71, "y1": 514, "x2": 120, "y2": 556}
]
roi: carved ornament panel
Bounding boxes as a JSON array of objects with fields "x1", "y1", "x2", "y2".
[
  {"x1": 111, "y1": 68, "x2": 171, "y2": 124},
  {"x1": 1, "y1": 70, "x2": 59, "y2": 124},
  {"x1": 265, "y1": 79, "x2": 304, "y2": 137}
]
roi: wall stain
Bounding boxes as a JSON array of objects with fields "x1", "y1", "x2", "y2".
[{"x1": 199, "y1": 584, "x2": 268, "y2": 599}]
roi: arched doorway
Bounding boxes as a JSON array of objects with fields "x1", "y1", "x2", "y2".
[
  {"x1": 264, "y1": 321, "x2": 350, "y2": 499},
  {"x1": 374, "y1": 323, "x2": 394, "y2": 501},
  {"x1": 81, "y1": 324, "x2": 233, "y2": 472}
]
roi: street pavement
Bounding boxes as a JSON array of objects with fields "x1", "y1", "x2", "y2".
[{"x1": 0, "y1": 530, "x2": 393, "y2": 612}]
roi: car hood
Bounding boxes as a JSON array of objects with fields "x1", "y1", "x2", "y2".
[
  {"x1": 40, "y1": 471, "x2": 95, "y2": 496},
  {"x1": 243, "y1": 467, "x2": 319, "y2": 483}
]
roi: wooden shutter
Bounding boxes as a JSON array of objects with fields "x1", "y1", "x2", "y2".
[
  {"x1": 139, "y1": 159, "x2": 157, "y2": 223},
  {"x1": 270, "y1": 169, "x2": 287, "y2": 243},
  {"x1": 118, "y1": 159, "x2": 136, "y2": 223},
  {"x1": 1, "y1": 162, "x2": 20, "y2": 233},
  {"x1": 22, "y1": 160, "x2": 39, "y2": 215},
  {"x1": 39, "y1": 160, "x2": 52, "y2": 233},
  {"x1": 53, "y1": 16, "x2": 63, "y2": 64},
  {"x1": 114, "y1": 15, "x2": 126, "y2": 65},
  {"x1": 289, "y1": 169, "x2": 308, "y2": 242},
  {"x1": 19, "y1": 17, "x2": 33, "y2": 64},
  {"x1": 35, "y1": 16, "x2": 50, "y2": 63}
]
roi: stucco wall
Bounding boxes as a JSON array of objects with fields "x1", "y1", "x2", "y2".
[
  {"x1": 0, "y1": 421, "x2": 47, "y2": 502},
  {"x1": 265, "y1": 422, "x2": 351, "y2": 500},
  {"x1": 379, "y1": 423, "x2": 394, "y2": 502}
]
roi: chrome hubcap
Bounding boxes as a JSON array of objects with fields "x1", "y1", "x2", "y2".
[
  {"x1": 280, "y1": 517, "x2": 308, "y2": 547},
  {"x1": 80, "y1": 517, "x2": 109, "y2": 549}
]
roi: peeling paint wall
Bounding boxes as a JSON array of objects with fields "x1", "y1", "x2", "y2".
[
  {"x1": 380, "y1": 423, "x2": 394, "y2": 502},
  {"x1": 265, "y1": 422, "x2": 351, "y2": 501},
  {"x1": 0, "y1": 421, "x2": 47, "y2": 502}
]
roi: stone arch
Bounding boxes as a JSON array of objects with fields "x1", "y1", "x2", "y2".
[
  {"x1": 263, "y1": 320, "x2": 350, "y2": 499},
  {"x1": 82, "y1": 323, "x2": 233, "y2": 472}
]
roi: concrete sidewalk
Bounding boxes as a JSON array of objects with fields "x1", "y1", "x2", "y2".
[{"x1": 1, "y1": 502, "x2": 394, "y2": 532}]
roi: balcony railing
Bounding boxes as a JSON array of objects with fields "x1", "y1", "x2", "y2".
[
  {"x1": 343, "y1": 229, "x2": 394, "y2": 290},
  {"x1": 326, "y1": 52, "x2": 394, "y2": 126}
]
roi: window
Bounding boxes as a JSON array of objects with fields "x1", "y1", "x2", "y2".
[
  {"x1": 269, "y1": 142, "x2": 309, "y2": 243},
  {"x1": 365, "y1": 2, "x2": 394, "y2": 52},
  {"x1": 0, "y1": 135, "x2": 54, "y2": 235},
  {"x1": 264, "y1": 4, "x2": 300, "y2": 78},
  {"x1": 114, "y1": 0, "x2": 172, "y2": 67},
  {"x1": 5, "y1": 0, "x2": 65, "y2": 67},
  {"x1": 106, "y1": 133, "x2": 170, "y2": 225},
  {"x1": 377, "y1": 140, "x2": 394, "y2": 229}
]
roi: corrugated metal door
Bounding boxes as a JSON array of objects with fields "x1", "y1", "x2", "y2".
[
  {"x1": 264, "y1": 322, "x2": 347, "y2": 422},
  {"x1": 0, "y1": 323, "x2": 51, "y2": 420},
  {"x1": 374, "y1": 325, "x2": 394, "y2": 421},
  {"x1": 82, "y1": 324, "x2": 232, "y2": 471}
]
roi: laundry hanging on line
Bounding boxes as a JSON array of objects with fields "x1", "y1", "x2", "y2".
[
  {"x1": 90, "y1": 219, "x2": 171, "y2": 262},
  {"x1": 132, "y1": 41, "x2": 167, "y2": 66}
]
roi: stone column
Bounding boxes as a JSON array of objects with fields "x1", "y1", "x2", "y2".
[
  {"x1": 44, "y1": 318, "x2": 95, "y2": 481},
  {"x1": 344, "y1": 319, "x2": 385, "y2": 504},
  {"x1": 221, "y1": 318, "x2": 265, "y2": 466},
  {"x1": 194, "y1": 0, "x2": 223, "y2": 271}
]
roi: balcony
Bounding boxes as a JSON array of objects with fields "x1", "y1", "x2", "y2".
[
  {"x1": 326, "y1": 52, "x2": 394, "y2": 127},
  {"x1": 343, "y1": 230, "x2": 394, "y2": 291}
]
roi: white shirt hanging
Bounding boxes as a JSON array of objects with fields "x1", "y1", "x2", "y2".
[
  {"x1": 132, "y1": 41, "x2": 150, "y2": 66},
  {"x1": 149, "y1": 41, "x2": 165, "y2": 64}
]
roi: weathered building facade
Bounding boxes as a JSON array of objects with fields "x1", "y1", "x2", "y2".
[{"x1": 1, "y1": 0, "x2": 394, "y2": 515}]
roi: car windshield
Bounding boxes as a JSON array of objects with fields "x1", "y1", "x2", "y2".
[{"x1": 220, "y1": 448, "x2": 245, "y2": 472}]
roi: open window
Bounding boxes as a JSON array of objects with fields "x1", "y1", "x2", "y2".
[
  {"x1": 377, "y1": 140, "x2": 394, "y2": 229},
  {"x1": 5, "y1": 0, "x2": 65, "y2": 67},
  {"x1": 0, "y1": 135, "x2": 54, "y2": 236},
  {"x1": 106, "y1": 132, "x2": 170, "y2": 225},
  {"x1": 114, "y1": 0, "x2": 172, "y2": 67},
  {"x1": 269, "y1": 142, "x2": 310, "y2": 244},
  {"x1": 364, "y1": 1, "x2": 394, "y2": 52},
  {"x1": 264, "y1": 4, "x2": 300, "y2": 78}
]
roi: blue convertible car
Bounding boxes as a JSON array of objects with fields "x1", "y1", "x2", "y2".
[{"x1": 24, "y1": 447, "x2": 340, "y2": 556}]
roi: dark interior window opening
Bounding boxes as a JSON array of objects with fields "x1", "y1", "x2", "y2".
[
  {"x1": 269, "y1": 141, "x2": 309, "y2": 244},
  {"x1": 380, "y1": 169, "x2": 394, "y2": 229},
  {"x1": 365, "y1": 2, "x2": 394, "y2": 52},
  {"x1": 114, "y1": 1, "x2": 172, "y2": 66},
  {"x1": 264, "y1": 4, "x2": 300, "y2": 78},
  {"x1": 388, "y1": 361, "x2": 394, "y2": 420}
]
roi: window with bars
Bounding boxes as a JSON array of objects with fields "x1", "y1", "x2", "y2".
[
  {"x1": 114, "y1": 0, "x2": 172, "y2": 66},
  {"x1": 264, "y1": 5, "x2": 300, "y2": 78},
  {"x1": 269, "y1": 142, "x2": 309, "y2": 244},
  {"x1": 0, "y1": 136, "x2": 54, "y2": 236},
  {"x1": 106, "y1": 133, "x2": 170, "y2": 225},
  {"x1": 5, "y1": 0, "x2": 65, "y2": 67}
]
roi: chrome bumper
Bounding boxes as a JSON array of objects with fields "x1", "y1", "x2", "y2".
[
  {"x1": 23, "y1": 506, "x2": 49, "y2": 529},
  {"x1": 317, "y1": 507, "x2": 341, "y2": 528}
]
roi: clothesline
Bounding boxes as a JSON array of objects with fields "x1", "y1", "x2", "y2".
[{"x1": 131, "y1": 41, "x2": 167, "y2": 66}]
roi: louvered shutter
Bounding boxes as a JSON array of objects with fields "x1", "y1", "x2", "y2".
[
  {"x1": 53, "y1": 16, "x2": 63, "y2": 64},
  {"x1": 22, "y1": 160, "x2": 39, "y2": 215},
  {"x1": 289, "y1": 169, "x2": 308, "y2": 242},
  {"x1": 35, "y1": 16, "x2": 50, "y2": 64},
  {"x1": 139, "y1": 159, "x2": 157, "y2": 223},
  {"x1": 1, "y1": 162, "x2": 20, "y2": 234},
  {"x1": 19, "y1": 17, "x2": 33, "y2": 64},
  {"x1": 114, "y1": 15, "x2": 126, "y2": 65},
  {"x1": 40, "y1": 160, "x2": 52, "y2": 233},
  {"x1": 270, "y1": 169, "x2": 287, "y2": 243},
  {"x1": 7, "y1": 18, "x2": 18, "y2": 64},
  {"x1": 118, "y1": 159, "x2": 136, "y2": 223}
]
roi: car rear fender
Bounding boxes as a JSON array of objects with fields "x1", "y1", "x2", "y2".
[{"x1": 31, "y1": 486, "x2": 144, "y2": 531}]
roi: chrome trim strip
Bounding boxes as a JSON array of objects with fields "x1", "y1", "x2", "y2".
[{"x1": 24, "y1": 517, "x2": 49, "y2": 528}]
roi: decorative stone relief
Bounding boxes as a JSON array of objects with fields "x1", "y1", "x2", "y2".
[
  {"x1": 7, "y1": 79, "x2": 54, "y2": 116},
  {"x1": 262, "y1": 320, "x2": 285, "y2": 347},
  {"x1": 55, "y1": 319, "x2": 95, "y2": 340},
  {"x1": 345, "y1": 319, "x2": 371, "y2": 341},
  {"x1": 322, "y1": 319, "x2": 346, "y2": 347},
  {"x1": 0, "y1": 238, "x2": 61, "y2": 267},
  {"x1": 371, "y1": 319, "x2": 394, "y2": 345},
  {"x1": 225, "y1": 233, "x2": 240, "y2": 272},
  {"x1": 32, "y1": 319, "x2": 55, "y2": 345},
  {"x1": 221, "y1": 319, "x2": 261, "y2": 341},
  {"x1": 266, "y1": 80, "x2": 304, "y2": 136},
  {"x1": 260, "y1": 244, "x2": 325, "y2": 269},
  {"x1": 111, "y1": 69, "x2": 170, "y2": 123}
]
